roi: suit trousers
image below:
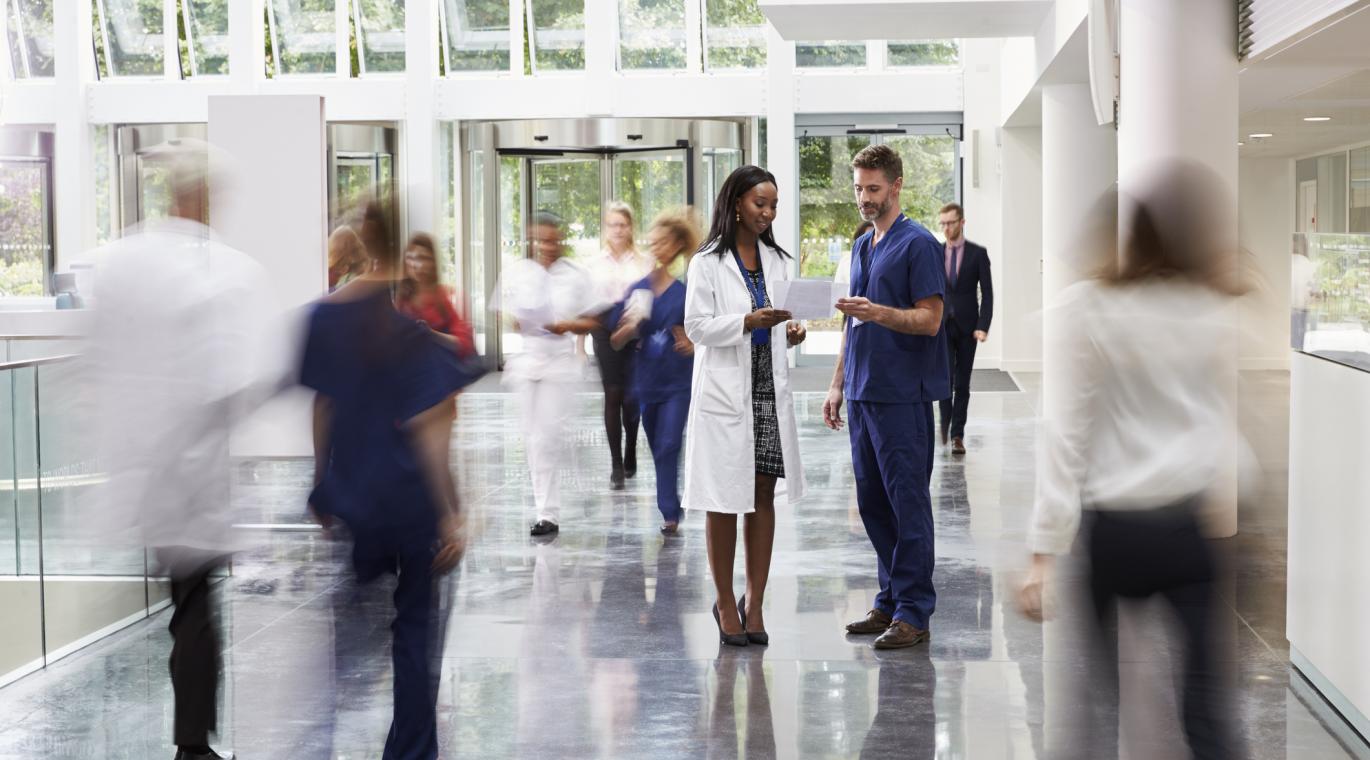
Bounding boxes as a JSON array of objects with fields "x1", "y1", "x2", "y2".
[
  {"x1": 165, "y1": 553, "x2": 224, "y2": 749},
  {"x1": 848, "y1": 400, "x2": 937, "y2": 628},
  {"x1": 938, "y1": 320, "x2": 978, "y2": 440},
  {"x1": 641, "y1": 392, "x2": 689, "y2": 524}
]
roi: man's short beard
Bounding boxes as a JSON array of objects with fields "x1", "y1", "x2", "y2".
[{"x1": 859, "y1": 200, "x2": 889, "y2": 221}]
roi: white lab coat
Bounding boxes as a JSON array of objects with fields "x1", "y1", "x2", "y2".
[
  {"x1": 682, "y1": 244, "x2": 806, "y2": 514},
  {"x1": 88, "y1": 217, "x2": 278, "y2": 556}
]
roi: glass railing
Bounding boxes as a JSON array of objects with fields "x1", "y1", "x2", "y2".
[
  {"x1": 1293, "y1": 233, "x2": 1370, "y2": 373},
  {"x1": 0, "y1": 354, "x2": 175, "y2": 687}
]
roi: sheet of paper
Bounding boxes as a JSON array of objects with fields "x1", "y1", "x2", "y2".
[{"x1": 774, "y1": 279, "x2": 842, "y2": 321}]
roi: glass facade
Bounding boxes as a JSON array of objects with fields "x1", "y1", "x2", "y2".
[
  {"x1": 98, "y1": 0, "x2": 166, "y2": 76},
  {"x1": 618, "y1": 0, "x2": 685, "y2": 70},
  {"x1": 1293, "y1": 232, "x2": 1370, "y2": 374},
  {"x1": 796, "y1": 41, "x2": 865, "y2": 68},
  {"x1": 183, "y1": 0, "x2": 230, "y2": 75},
  {"x1": 887, "y1": 39, "x2": 959, "y2": 67},
  {"x1": 0, "y1": 159, "x2": 50, "y2": 296},
  {"x1": 440, "y1": 0, "x2": 509, "y2": 72},
  {"x1": 6, "y1": 0, "x2": 55, "y2": 78},
  {"x1": 267, "y1": 0, "x2": 337, "y2": 75},
  {"x1": 704, "y1": 0, "x2": 765, "y2": 70},
  {"x1": 355, "y1": 0, "x2": 405, "y2": 73},
  {"x1": 528, "y1": 0, "x2": 584, "y2": 72}
]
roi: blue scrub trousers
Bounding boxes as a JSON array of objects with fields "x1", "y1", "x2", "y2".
[
  {"x1": 848, "y1": 400, "x2": 937, "y2": 629},
  {"x1": 641, "y1": 392, "x2": 689, "y2": 523}
]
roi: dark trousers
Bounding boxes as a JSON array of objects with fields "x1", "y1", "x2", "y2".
[
  {"x1": 383, "y1": 542, "x2": 449, "y2": 760},
  {"x1": 167, "y1": 558, "x2": 222, "y2": 749},
  {"x1": 938, "y1": 320, "x2": 978, "y2": 440},
  {"x1": 641, "y1": 392, "x2": 689, "y2": 524},
  {"x1": 849, "y1": 400, "x2": 936, "y2": 628},
  {"x1": 1083, "y1": 501, "x2": 1242, "y2": 760}
]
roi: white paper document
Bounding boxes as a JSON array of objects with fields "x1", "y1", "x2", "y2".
[{"x1": 774, "y1": 279, "x2": 846, "y2": 321}]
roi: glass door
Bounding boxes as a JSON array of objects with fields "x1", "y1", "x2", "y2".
[
  {"x1": 793, "y1": 120, "x2": 960, "y2": 363},
  {"x1": 0, "y1": 157, "x2": 53, "y2": 296},
  {"x1": 612, "y1": 148, "x2": 691, "y2": 244}
]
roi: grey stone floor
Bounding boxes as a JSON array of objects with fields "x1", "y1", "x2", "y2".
[{"x1": 0, "y1": 372, "x2": 1364, "y2": 759}]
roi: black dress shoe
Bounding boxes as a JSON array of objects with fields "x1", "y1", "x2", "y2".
[
  {"x1": 174, "y1": 748, "x2": 234, "y2": 760},
  {"x1": 713, "y1": 603, "x2": 748, "y2": 647},
  {"x1": 530, "y1": 520, "x2": 559, "y2": 536},
  {"x1": 737, "y1": 594, "x2": 769, "y2": 646},
  {"x1": 610, "y1": 468, "x2": 625, "y2": 491}
]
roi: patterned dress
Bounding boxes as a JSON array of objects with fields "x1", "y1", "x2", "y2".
[{"x1": 741, "y1": 266, "x2": 786, "y2": 478}]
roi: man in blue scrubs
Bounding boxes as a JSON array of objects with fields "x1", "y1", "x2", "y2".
[{"x1": 823, "y1": 144, "x2": 950, "y2": 649}]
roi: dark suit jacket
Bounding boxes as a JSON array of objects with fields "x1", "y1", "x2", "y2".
[{"x1": 943, "y1": 241, "x2": 993, "y2": 333}]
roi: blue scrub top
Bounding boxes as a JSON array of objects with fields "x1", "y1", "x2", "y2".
[
  {"x1": 610, "y1": 276, "x2": 693, "y2": 403},
  {"x1": 843, "y1": 214, "x2": 951, "y2": 404}
]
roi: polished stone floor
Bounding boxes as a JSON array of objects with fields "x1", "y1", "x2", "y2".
[{"x1": 0, "y1": 372, "x2": 1365, "y2": 759}]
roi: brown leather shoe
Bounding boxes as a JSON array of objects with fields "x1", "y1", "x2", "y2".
[
  {"x1": 952, "y1": 437, "x2": 966, "y2": 456},
  {"x1": 845, "y1": 608, "x2": 893, "y2": 635},
  {"x1": 873, "y1": 620, "x2": 931, "y2": 649}
]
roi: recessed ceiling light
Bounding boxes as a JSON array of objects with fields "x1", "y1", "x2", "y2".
[
  {"x1": 1303, "y1": 116, "x2": 1332, "y2": 122},
  {"x1": 1238, "y1": 141, "x2": 1245, "y2": 146},
  {"x1": 1249, "y1": 132, "x2": 1274, "y2": 138}
]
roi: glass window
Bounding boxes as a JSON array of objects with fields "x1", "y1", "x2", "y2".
[
  {"x1": 618, "y1": 0, "x2": 685, "y2": 70},
  {"x1": 704, "y1": 0, "x2": 765, "y2": 70},
  {"x1": 881, "y1": 134, "x2": 957, "y2": 231},
  {"x1": 527, "y1": 0, "x2": 584, "y2": 72},
  {"x1": 93, "y1": 126, "x2": 117, "y2": 246},
  {"x1": 184, "y1": 0, "x2": 231, "y2": 75},
  {"x1": 0, "y1": 159, "x2": 51, "y2": 296},
  {"x1": 98, "y1": 0, "x2": 166, "y2": 76},
  {"x1": 6, "y1": 0, "x2": 55, "y2": 78},
  {"x1": 355, "y1": 0, "x2": 404, "y2": 73},
  {"x1": 440, "y1": 0, "x2": 509, "y2": 72},
  {"x1": 1351, "y1": 147, "x2": 1370, "y2": 234},
  {"x1": 886, "y1": 39, "x2": 959, "y2": 67},
  {"x1": 267, "y1": 0, "x2": 337, "y2": 75},
  {"x1": 796, "y1": 41, "x2": 865, "y2": 68},
  {"x1": 613, "y1": 151, "x2": 688, "y2": 246}
]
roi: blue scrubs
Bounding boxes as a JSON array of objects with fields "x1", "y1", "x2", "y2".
[
  {"x1": 612, "y1": 277, "x2": 692, "y2": 523},
  {"x1": 843, "y1": 215, "x2": 950, "y2": 629}
]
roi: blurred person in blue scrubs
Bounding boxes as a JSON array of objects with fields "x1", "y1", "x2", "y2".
[
  {"x1": 302, "y1": 201, "x2": 480, "y2": 760},
  {"x1": 1018, "y1": 165, "x2": 1249, "y2": 760},
  {"x1": 823, "y1": 144, "x2": 950, "y2": 650},
  {"x1": 90, "y1": 142, "x2": 278, "y2": 760},
  {"x1": 608, "y1": 208, "x2": 702, "y2": 535}
]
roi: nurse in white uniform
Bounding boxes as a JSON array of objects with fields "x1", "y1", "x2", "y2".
[{"x1": 683, "y1": 166, "x2": 807, "y2": 647}]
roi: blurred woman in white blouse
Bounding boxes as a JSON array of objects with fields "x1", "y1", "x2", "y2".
[{"x1": 1018, "y1": 164, "x2": 1249, "y2": 760}]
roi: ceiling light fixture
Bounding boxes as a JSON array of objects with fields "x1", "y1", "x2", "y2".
[
  {"x1": 1303, "y1": 116, "x2": 1332, "y2": 122},
  {"x1": 1238, "y1": 141, "x2": 1245, "y2": 146},
  {"x1": 1249, "y1": 132, "x2": 1274, "y2": 138}
]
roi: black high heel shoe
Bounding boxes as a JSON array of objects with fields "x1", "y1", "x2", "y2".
[
  {"x1": 738, "y1": 594, "x2": 769, "y2": 646},
  {"x1": 713, "y1": 603, "x2": 749, "y2": 647}
]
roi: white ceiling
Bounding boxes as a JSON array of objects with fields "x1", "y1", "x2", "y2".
[
  {"x1": 1239, "y1": 5, "x2": 1370, "y2": 158},
  {"x1": 758, "y1": 0, "x2": 1053, "y2": 41}
]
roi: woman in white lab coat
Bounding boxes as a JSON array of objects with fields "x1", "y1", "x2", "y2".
[{"x1": 683, "y1": 165, "x2": 807, "y2": 647}]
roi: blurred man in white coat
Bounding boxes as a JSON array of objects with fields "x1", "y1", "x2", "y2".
[{"x1": 89, "y1": 143, "x2": 277, "y2": 760}]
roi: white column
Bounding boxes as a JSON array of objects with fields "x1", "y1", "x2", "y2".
[
  {"x1": 52, "y1": 0, "x2": 98, "y2": 270},
  {"x1": 765, "y1": 24, "x2": 796, "y2": 256},
  {"x1": 229, "y1": 0, "x2": 267, "y2": 91},
  {"x1": 405, "y1": 0, "x2": 438, "y2": 238},
  {"x1": 1119, "y1": 0, "x2": 1239, "y2": 538},
  {"x1": 1041, "y1": 84, "x2": 1115, "y2": 299}
]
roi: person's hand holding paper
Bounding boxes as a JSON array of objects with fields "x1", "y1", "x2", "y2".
[{"x1": 774, "y1": 279, "x2": 847, "y2": 321}]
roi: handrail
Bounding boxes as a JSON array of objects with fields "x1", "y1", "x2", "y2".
[{"x1": 0, "y1": 354, "x2": 80, "y2": 372}]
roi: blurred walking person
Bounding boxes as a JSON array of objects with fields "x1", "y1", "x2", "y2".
[
  {"x1": 684, "y1": 166, "x2": 807, "y2": 647},
  {"x1": 504, "y1": 212, "x2": 600, "y2": 536},
  {"x1": 936, "y1": 202, "x2": 993, "y2": 456},
  {"x1": 397, "y1": 232, "x2": 476, "y2": 358},
  {"x1": 302, "y1": 201, "x2": 479, "y2": 760},
  {"x1": 1018, "y1": 165, "x2": 1248, "y2": 760},
  {"x1": 90, "y1": 144, "x2": 276, "y2": 760},
  {"x1": 328, "y1": 224, "x2": 367, "y2": 291},
  {"x1": 588, "y1": 202, "x2": 652, "y2": 490},
  {"x1": 608, "y1": 209, "x2": 702, "y2": 534}
]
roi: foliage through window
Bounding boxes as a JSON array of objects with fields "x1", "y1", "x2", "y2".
[
  {"x1": 355, "y1": 0, "x2": 404, "y2": 73},
  {"x1": 887, "y1": 40, "x2": 958, "y2": 67},
  {"x1": 99, "y1": 0, "x2": 167, "y2": 76},
  {"x1": 705, "y1": 0, "x2": 765, "y2": 70},
  {"x1": 6, "y1": 0, "x2": 55, "y2": 78},
  {"x1": 267, "y1": 0, "x2": 336, "y2": 75},
  {"x1": 796, "y1": 41, "x2": 864, "y2": 68},
  {"x1": 183, "y1": 0, "x2": 230, "y2": 75},
  {"x1": 441, "y1": 0, "x2": 509, "y2": 72},
  {"x1": 618, "y1": 0, "x2": 685, "y2": 70},
  {"x1": 528, "y1": 0, "x2": 583, "y2": 72},
  {"x1": 0, "y1": 161, "x2": 51, "y2": 296}
]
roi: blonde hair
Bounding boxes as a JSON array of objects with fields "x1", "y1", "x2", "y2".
[
  {"x1": 328, "y1": 225, "x2": 365, "y2": 270},
  {"x1": 603, "y1": 201, "x2": 637, "y2": 251},
  {"x1": 650, "y1": 207, "x2": 702, "y2": 264}
]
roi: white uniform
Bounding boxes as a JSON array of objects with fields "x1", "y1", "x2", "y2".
[
  {"x1": 502, "y1": 256, "x2": 596, "y2": 523},
  {"x1": 88, "y1": 217, "x2": 277, "y2": 562},
  {"x1": 585, "y1": 247, "x2": 652, "y2": 314},
  {"x1": 681, "y1": 245, "x2": 806, "y2": 514}
]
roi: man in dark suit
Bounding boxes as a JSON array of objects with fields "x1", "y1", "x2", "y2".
[{"x1": 936, "y1": 202, "x2": 993, "y2": 456}]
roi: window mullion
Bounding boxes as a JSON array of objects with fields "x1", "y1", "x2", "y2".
[
  {"x1": 163, "y1": 0, "x2": 179, "y2": 78},
  {"x1": 685, "y1": 0, "x2": 702, "y2": 74},
  {"x1": 509, "y1": 0, "x2": 524, "y2": 75},
  {"x1": 336, "y1": 0, "x2": 350, "y2": 75}
]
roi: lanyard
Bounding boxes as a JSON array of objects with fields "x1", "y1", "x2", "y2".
[{"x1": 732, "y1": 251, "x2": 770, "y2": 346}]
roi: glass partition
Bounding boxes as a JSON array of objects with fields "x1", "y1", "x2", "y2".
[
  {"x1": 267, "y1": 0, "x2": 338, "y2": 75},
  {"x1": 887, "y1": 40, "x2": 959, "y2": 67},
  {"x1": 0, "y1": 366, "x2": 43, "y2": 685},
  {"x1": 184, "y1": 0, "x2": 231, "y2": 76},
  {"x1": 1294, "y1": 233, "x2": 1370, "y2": 373},
  {"x1": 1351, "y1": 146, "x2": 1370, "y2": 234},
  {"x1": 355, "y1": 0, "x2": 405, "y2": 73},
  {"x1": 440, "y1": 0, "x2": 510, "y2": 72},
  {"x1": 0, "y1": 158, "x2": 52, "y2": 297},
  {"x1": 614, "y1": 150, "x2": 688, "y2": 244},
  {"x1": 527, "y1": 0, "x2": 584, "y2": 72},
  {"x1": 797, "y1": 41, "x2": 866, "y2": 68},
  {"x1": 617, "y1": 0, "x2": 685, "y2": 70},
  {"x1": 98, "y1": 0, "x2": 168, "y2": 76},
  {"x1": 5, "y1": 0, "x2": 55, "y2": 78},
  {"x1": 704, "y1": 0, "x2": 766, "y2": 70}
]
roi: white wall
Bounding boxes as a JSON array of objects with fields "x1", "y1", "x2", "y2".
[
  {"x1": 1238, "y1": 156, "x2": 1295, "y2": 369},
  {"x1": 998, "y1": 126, "x2": 1043, "y2": 372},
  {"x1": 961, "y1": 39, "x2": 1005, "y2": 369},
  {"x1": 1287, "y1": 352, "x2": 1370, "y2": 740},
  {"x1": 209, "y1": 94, "x2": 326, "y2": 458}
]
